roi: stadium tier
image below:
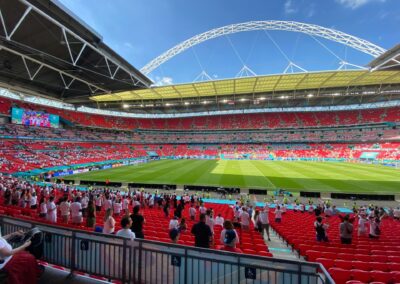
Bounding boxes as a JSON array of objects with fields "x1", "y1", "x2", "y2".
[{"x1": 1, "y1": 97, "x2": 399, "y2": 130}]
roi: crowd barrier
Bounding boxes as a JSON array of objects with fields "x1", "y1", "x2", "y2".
[{"x1": 0, "y1": 216, "x2": 334, "y2": 284}]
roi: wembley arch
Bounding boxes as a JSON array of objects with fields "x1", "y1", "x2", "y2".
[{"x1": 140, "y1": 20, "x2": 386, "y2": 75}]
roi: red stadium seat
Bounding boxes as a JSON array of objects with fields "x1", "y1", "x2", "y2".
[{"x1": 328, "y1": 268, "x2": 351, "y2": 284}]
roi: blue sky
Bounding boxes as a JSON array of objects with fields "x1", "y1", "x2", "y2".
[{"x1": 59, "y1": 0, "x2": 399, "y2": 85}]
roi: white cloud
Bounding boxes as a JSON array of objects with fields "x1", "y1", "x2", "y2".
[
  {"x1": 123, "y1": 42, "x2": 133, "y2": 49},
  {"x1": 284, "y1": 0, "x2": 297, "y2": 15},
  {"x1": 306, "y1": 4, "x2": 316, "y2": 18},
  {"x1": 336, "y1": 0, "x2": 385, "y2": 9},
  {"x1": 153, "y1": 76, "x2": 173, "y2": 86}
]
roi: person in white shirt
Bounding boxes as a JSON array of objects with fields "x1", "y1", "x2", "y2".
[
  {"x1": 59, "y1": 197, "x2": 70, "y2": 223},
  {"x1": 358, "y1": 213, "x2": 368, "y2": 236},
  {"x1": 122, "y1": 197, "x2": 130, "y2": 215},
  {"x1": 39, "y1": 197, "x2": 47, "y2": 218},
  {"x1": 205, "y1": 209, "x2": 215, "y2": 233},
  {"x1": 369, "y1": 217, "x2": 380, "y2": 239},
  {"x1": 169, "y1": 216, "x2": 179, "y2": 230},
  {"x1": 95, "y1": 195, "x2": 103, "y2": 211},
  {"x1": 71, "y1": 197, "x2": 83, "y2": 225},
  {"x1": 199, "y1": 205, "x2": 207, "y2": 215},
  {"x1": 259, "y1": 209, "x2": 271, "y2": 241},
  {"x1": 189, "y1": 204, "x2": 196, "y2": 221},
  {"x1": 215, "y1": 214, "x2": 224, "y2": 227},
  {"x1": 394, "y1": 207, "x2": 400, "y2": 220},
  {"x1": 275, "y1": 206, "x2": 282, "y2": 222},
  {"x1": 113, "y1": 199, "x2": 122, "y2": 216},
  {"x1": 0, "y1": 230, "x2": 37, "y2": 282},
  {"x1": 240, "y1": 207, "x2": 250, "y2": 230},
  {"x1": 116, "y1": 216, "x2": 135, "y2": 241},
  {"x1": 104, "y1": 198, "x2": 112, "y2": 211},
  {"x1": 103, "y1": 208, "x2": 116, "y2": 234},
  {"x1": 148, "y1": 195, "x2": 154, "y2": 208},
  {"x1": 46, "y1": 196, "x2": 57, "y2": 223},
  {"x1": 29, "y1": 192, "x2": 37, "y2": 209},
  {"x1": 81, "y1": 194, "x2": 89, "y2": 217}
]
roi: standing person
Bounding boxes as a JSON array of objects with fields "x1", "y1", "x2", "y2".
[
  {"x1": 59, "y1": 197, "x2": 70, "y2": 224},
  {"x1": 46, "y1": 196, "x2": 57, "y2": 223},
  {"x1": 275, "y1": 206, "x2": 282, "y2": 223},
  {"x1": 113, "y1": 199, "x2": 122, "y2": 216},
  {"x1": 81, "y1": 193, "x2": 89, "y2": 217},
  {"x1": 253, "y1": 210, "x2": 261, "y2": 232},
  {"x1": 29, "y1": 192, "x2": 37, "y2": 209},
  {"x1": 103, "y1": 208, "x2": 116, "y2": 234},
  {"x1": 116, "y1": 216, "x2": 135, "y2": 241},
  {"x1": 95, "y1": 194, "x2": 102, "y2": 212},
  {"x1": 163, "y1": 202, "x2": 170, "y2": 218},
  {"x1": 205, "y1": 209, "x2": 215, "y2": 234},
  {"x1": 339, "y1": 214, "x2": 353, "y2": 244},
  {"x1": 259, "y1": 208, "x2": 271, "y2": 241},
  {"x1": 86, "y1": 200, "x2": 96, "y2": 228},
  {"x1": 191, "y1": 214, "x2": 213, "y2": 248},
  {"x1": 219, "y1": 220, "x2": 242, "y2": 253},
  {"x1": 39, "y1": 197, "x2": 47, "y2": 218},
  {"x1": 369, "y1": 217, "x2": 381, "y2": 239},
  {"x1": 189, "y1": 204, "x2": 196, "y2": 221},
  {"x1": 358, "y1": 213, "x2": 368, "y2": 236},
  {"x1": 240, "y1": 207, "x2": 250, "y2": 231},
  {"x1": 122, "y1": 196, "x2": 130, "y2": 215},
  {"x1": 314, "y1": 216, "x2": 329, "y2": 242},
  {"x1": 169, "y1": 216, "x2": 180, "y2": 243},
  {"x1": 215, "y1": 213, "x2": 224, "y2": 227},
  {"x1": 130, "y1": 206, "x2": 145, "y2": 239},
  {"x1": 71, "y1": 197, "x2": 83, "y2": 225}
]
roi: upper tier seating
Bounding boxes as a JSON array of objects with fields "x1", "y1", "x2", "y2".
[{"x1": 0, "y1": 97, "x2": 399, "y2": 130}]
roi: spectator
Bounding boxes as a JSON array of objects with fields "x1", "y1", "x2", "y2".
[
  {"x1": 29, "y1": 192, "x2": 37, "y2": 209},
  {"x1": 59, "y1": 197, "x2": 70, "y2": 223},
  {"x1": 358, "y1": 213, "x2": 368, "y2": 236},
  {"x1": 46, "y1": 196, "x2": 57, "y2": 223},
  {"x1": 189, "y1": 204, "x2": 196, "y2": 221},
  {"x1": 259, "y1": 208, "x2": 271, "y2": 241},
  {"x1": 179, "y1": 218, "x2": 187, "y2": 233},
  {"x1": 240, "y1": 207, "x2": 250, "y2": 230},
  {"x1": 71, "y1": 197, "x2": 83, "y2": 225},
  {"x1": 130, "y1": 206, "x2": 145, "y2": 239},
  {"x1": 205, "y1": 209, "x2": 215, "y2": 234},
  {"x1": 169, "y1": 216, "x2": 179, "y2": 231},
  {"x1": 339, "y1": 214, "x2": 353, "y2": 244},
  {"x1": 369, "y1": 217, "x2": 381, "y2": 239},
  {"x1": 95, "y1": 194, "x2": 102, "y2": 211},
  {"x1": 169, "y1": 216, "x2": 180, "y2": 243},
  {"x1": 122, "y1": 196, "x2": 130, "y2": 215},
  {"x1": 81, "y1": 193, "x2": 89, "y2": 217},
  {"x1": 219, "y1": 220, "x2": 242, "y2": 253},
  {"x1": 314, "y1": 216, "x2": 329, "y2": 242},
  {"x1": 116, "y1": 216, "x2": 135, "y2": 241},
  {"x1": 39, "y1": 197, "x2": 47, "y2": 218},
  {"x1": 103, "y1": 208, "x2": 116, "y2": 234},
  {"x1": 86, "y1": 199, "x2": 96, "y2": 228},
  {"x1": 113, "y1": 199, "x2": 122, "y2": 216},
  {"x1": 215, "y1": 213, "x2": 224, "y2": 227},
  {"x1": 0, "y1": 230, "x2": 38, "y2": 284},
  {"x1": 191, "y1": 213, "x2": 212, "y2": 248},
  {"x1": 394, "y1": 207, "x2": 400, "y2": 221},
  {"x1": 275, "y1": 206, "x2": 282, "y2": 223}
]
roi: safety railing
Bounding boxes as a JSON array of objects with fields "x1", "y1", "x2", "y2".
[{"x1": 0, "y1": 216, "x2": 334, "y2": 284}]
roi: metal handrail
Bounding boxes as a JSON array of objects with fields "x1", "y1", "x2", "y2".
[{"x1": 0, "y1": 216, "x2": 335, "y2": 284}]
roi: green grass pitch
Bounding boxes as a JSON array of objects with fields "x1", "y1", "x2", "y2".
[{"x1": 67, "y1": 160, "x2": 400, "y2": 194}]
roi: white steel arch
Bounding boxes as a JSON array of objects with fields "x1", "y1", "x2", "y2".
[{"x1": 140, "y1": 20, "x2": 386, "y2": 75}]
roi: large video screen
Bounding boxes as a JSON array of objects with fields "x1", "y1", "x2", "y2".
[{"x1": 11, "y1": 107, "x2": 59, "y2": 128}]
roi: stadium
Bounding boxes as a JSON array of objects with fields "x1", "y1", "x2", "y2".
[{"x1": 0, "y1": 0, "x2": 399, "y2": 284}]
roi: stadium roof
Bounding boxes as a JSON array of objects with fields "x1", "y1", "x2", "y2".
[
  {"x1": 91, "y1": 69, "x2": 400, "y2": 102},
  {"x1": 369, "y1": 44, "x2": 400, "y2": 71},
  {"x1": 0, "y1": 0, "x2": 152, "y2": 103}
]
